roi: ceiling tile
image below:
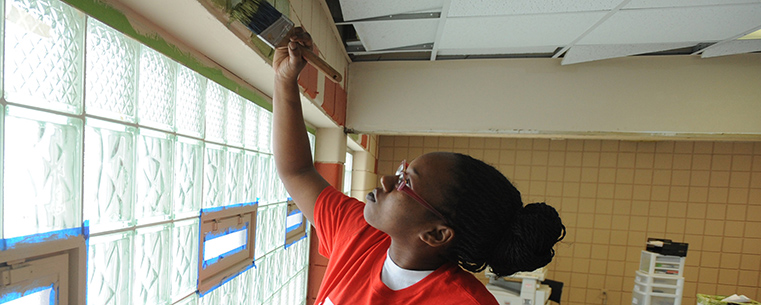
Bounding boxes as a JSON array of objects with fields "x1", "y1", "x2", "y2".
[
  {"x1": 625, "y1": 0, "x2": 760, "y2": 9},
  {"x1": 339, "y1": 0, "x2": 445, "y2": 21},
  {"x1": 438, "y1": 12, "x2": 606, "y2": 50},
  {"x1": 448, "y1": 0, "x2": 623, "y2": 17},
  {"x1": 579, "y1": 4, "x2": 761, "y2": 44},
  {"x1": 562, "y1": 43, "x2": 695, "y2": 65},
  {"x1": 355, "y1": 19, "x2": 440, "y2": 51},
  {"x1": 702, "y1": 40, "x2": 761, "y2": 58}
]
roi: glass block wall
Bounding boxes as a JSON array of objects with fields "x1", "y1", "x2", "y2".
[{"x1": 0, "y1": 0, "x2": 311, "y2": 304}]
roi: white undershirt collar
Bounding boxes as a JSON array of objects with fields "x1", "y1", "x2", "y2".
[{"x1": 381, "y1": 251, "x2": 434, "y2": 291}]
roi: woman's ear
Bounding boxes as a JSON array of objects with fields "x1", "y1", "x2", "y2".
[{"x1": 420, "y1": 224, "x2": 455, "y2": 248}]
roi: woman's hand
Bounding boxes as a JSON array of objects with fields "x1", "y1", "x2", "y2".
[{"x1": 273, "y1": 27, "x2": 313, "y2": 81}]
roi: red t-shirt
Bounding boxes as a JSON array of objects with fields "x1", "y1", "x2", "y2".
[{"x1": 313, "y1": 186, "x2": 498, "y2": 305}]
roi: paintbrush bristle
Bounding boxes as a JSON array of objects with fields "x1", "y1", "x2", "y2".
[{"x1": 231, "y1": 0, "x2": 283, "y2": 34}]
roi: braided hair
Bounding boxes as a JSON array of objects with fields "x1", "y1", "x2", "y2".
[{"x1": 442, "y1": 153, "x2": 566, "y2": 277}]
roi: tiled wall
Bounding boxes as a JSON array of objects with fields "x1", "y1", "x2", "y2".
[{"x1": 377, "y1": 135, "x2": 761, "y2": 305}]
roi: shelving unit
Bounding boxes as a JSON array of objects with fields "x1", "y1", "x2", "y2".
[{"x1": 632, "y1": 251, "x2": 686, "y2": 305}]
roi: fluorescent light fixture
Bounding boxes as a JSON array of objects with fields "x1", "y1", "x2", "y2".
[
  {"x1": 739, "y1": 28, "x2": 761, "y2": 40},
  {"x1": 203, "y1": 228, "x2": 248, "y2": 262}
]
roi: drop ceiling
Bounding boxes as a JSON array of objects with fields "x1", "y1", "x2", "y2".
[{"x1": 326, "y1": 0, "x2": 761, "y2": 64}]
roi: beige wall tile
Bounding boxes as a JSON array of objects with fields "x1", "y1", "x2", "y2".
[
  {"x1": 750, "y1": 189, "x2": 761, "y2": 203},
  {"x1": 670, "y1": 186, "x2": 689, "y2": 202},
  {"x1": 730, "y1": 171, "x2": 751, "y2": 188},
  {"x1": 693, "y1": 154, "x2": 712, "y2": 170},
  {"x1": 728, "y1": 188, "x2": 749, "y2": 204},
  {"x1": 704, "y1": 220, "x2": 725, "y2": 236},
  {"x1": 673, "y1": 141, "x2": 694, "y2": 153},
  {"x1": 393, "y1": 136, "x2": 409, "y2": 147},
  {"x1": 733, "y1": 142, "x2": 754, "y2": 154},
  {"x1": 745, "y1": 222, "x2": 761, "y2": 238},
  {"x1": 722, "y1": 237, "x2": 744, "y2": 253},
  {"x1": 720, "y1": 253, "x2": 741, "y2": 269},
  {"x1": 738, "y1": 270, "x2": 759, "y2": 287},
  {"x1": 699, "y1": 267, "x2": 719, "y2": 282},
  {"x1": 408, "y1": 136, "x2": 424, "y2": 147},
  {"x1": 718, "y1": 269, "x2": 739, "y2": 285},
  {"x1": 695, "y1": 142, "x2": 714, "y2": 154},
  {"x1": 733, "y1": 155, "x2": 753, "y2": 171},
  {"x1": 713, "y1": 155, "x2": 733, "y2": 171},
  {"x1": 725, "y1": 222, "x2": 745, "y2": 238},
  {"x1": 423, "y1": 136, "x2": 438, "y2": 148},
  {"x1": 666, "y1": 218, "x2": 686, "y2": 234}
]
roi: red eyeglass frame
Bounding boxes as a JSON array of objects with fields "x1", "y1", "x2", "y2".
[{"x1": 396, "y1": 160, "x2": 448, "y2": 222}]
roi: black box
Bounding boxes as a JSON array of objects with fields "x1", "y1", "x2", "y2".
[{"x1": 646, "y1": 238, "x2": 688, "y2": 257}]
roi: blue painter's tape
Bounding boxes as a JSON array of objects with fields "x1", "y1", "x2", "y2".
[
  {"x1": 83, "y1": 220, "x2": 91, "y2": 305},
  {"x1": 285, "y1": 224, "x2": 301, "y2": 233},
  {"x1": 83, "y1": 220, "x2": 90, "y2": 239},
  {"x1": 198, "y1": 262, "x2": 255, "y2": 297},
  {"x1": 0, "y1": 227, "x2": 83, "y2": 251},
  {"x1": 0, "y1": 283, "x2": 55, "y2": 304},
  {"x1": 200, "y1": 201, "x2": 258, "y2": 215},
  {"x1": 51, "y1": 285, "x2": 57, "y2": 305}
]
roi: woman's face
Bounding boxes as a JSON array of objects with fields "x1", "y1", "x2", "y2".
[{"x1": 364, "y1": 152, "x2": 456, "y2": 237}]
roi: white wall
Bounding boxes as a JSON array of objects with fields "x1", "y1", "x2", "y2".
[{"x1": 346, "y1": 54, "x2": 761, "y2": 140}]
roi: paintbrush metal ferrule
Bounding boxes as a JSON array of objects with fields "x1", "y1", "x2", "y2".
[{"x1": 257, "y1": 15, "x2": 294, "y2": 48}]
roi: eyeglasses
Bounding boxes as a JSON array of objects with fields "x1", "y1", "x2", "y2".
[{"x1": 396, "y1": 160, "x2": 448, "y2": 222}]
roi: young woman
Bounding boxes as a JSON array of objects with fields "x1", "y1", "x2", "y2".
[{"x1": 272, "y1": 28, "x2": 565, "y2": 305}]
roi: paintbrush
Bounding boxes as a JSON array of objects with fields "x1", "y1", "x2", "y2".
[{"x1": 231, "y1": 0, "x2": 343, "y2": 83}]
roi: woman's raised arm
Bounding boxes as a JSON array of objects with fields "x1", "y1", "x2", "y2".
[{"x1": 271, "y1": 27, "x2": 329, "y2": 225}]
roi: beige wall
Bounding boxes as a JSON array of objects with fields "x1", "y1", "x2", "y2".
[
  {"x1": 347, "y1": 54, "x2": 761, "y2": 139},
  {"x1": 377, "y1": 135, "x2": 761, "y2": 305}
]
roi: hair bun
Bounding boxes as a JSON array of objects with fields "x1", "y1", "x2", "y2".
[{"x1": 487, "y1": 202, "x2": 565, "y2": 277}]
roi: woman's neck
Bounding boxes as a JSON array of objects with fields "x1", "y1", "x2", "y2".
[{"x1": 387, "y1": 239, "x2": 448, "y2": 271}]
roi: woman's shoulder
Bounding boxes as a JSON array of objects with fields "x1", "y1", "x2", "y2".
[{"x1": 424, "y1": 264, "x2": 499, "y2": 305}]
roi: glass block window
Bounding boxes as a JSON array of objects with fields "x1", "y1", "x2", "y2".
[
  {"x1": 137, "y1": 46, "x2": 176, "y2": 131},
  {"x1": 87, "y1": 231, "x2": 133, "y2": 305},
  {"x1": 176, "y1": 66, "x2": 206, "y2": 138},
  {"x1": 133, "y1": 224, "x2": 172, "y2": 305},
  {"x1": 226, "y1": 93, "x2": 245, "y2": 148},
  {"x1": 203, "y1": 144, "x2": 226, "y2": 209},
  {"x1": 171, "y1": 219, "x2": 200, "y2": 302},
  {"x1": 3, "y1": 106, "x2": 83, "y2": 239},
  {"x1": 4, "y1": 0, "x2": 85, "y2": 115},
  {"x1": 204, "y1": 81, "x2": 226, "y2": 144},
  {"x1": 85, "y1": 17, "x2": 139, "y2": 123},
  {"x1": 1, "y1": 0, "x2": 312, "y2": 304},
  {"x1": 135, "y1": 129, "x2": 174, "y2": 225},
  {"x1": 83, "y1": 118, "x2": 137, "y2": 233},
  {"x1": 174, "y1": 137, "x2": 204, "y2": 219}
]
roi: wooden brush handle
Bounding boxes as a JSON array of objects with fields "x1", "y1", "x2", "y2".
[{"x1": 297, "y1": 44, "x2": 343, "y2": 83}]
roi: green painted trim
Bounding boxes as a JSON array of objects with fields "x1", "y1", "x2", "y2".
[{"x1": 61, "y1": 0, "x2": 272, "y2": 111}]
